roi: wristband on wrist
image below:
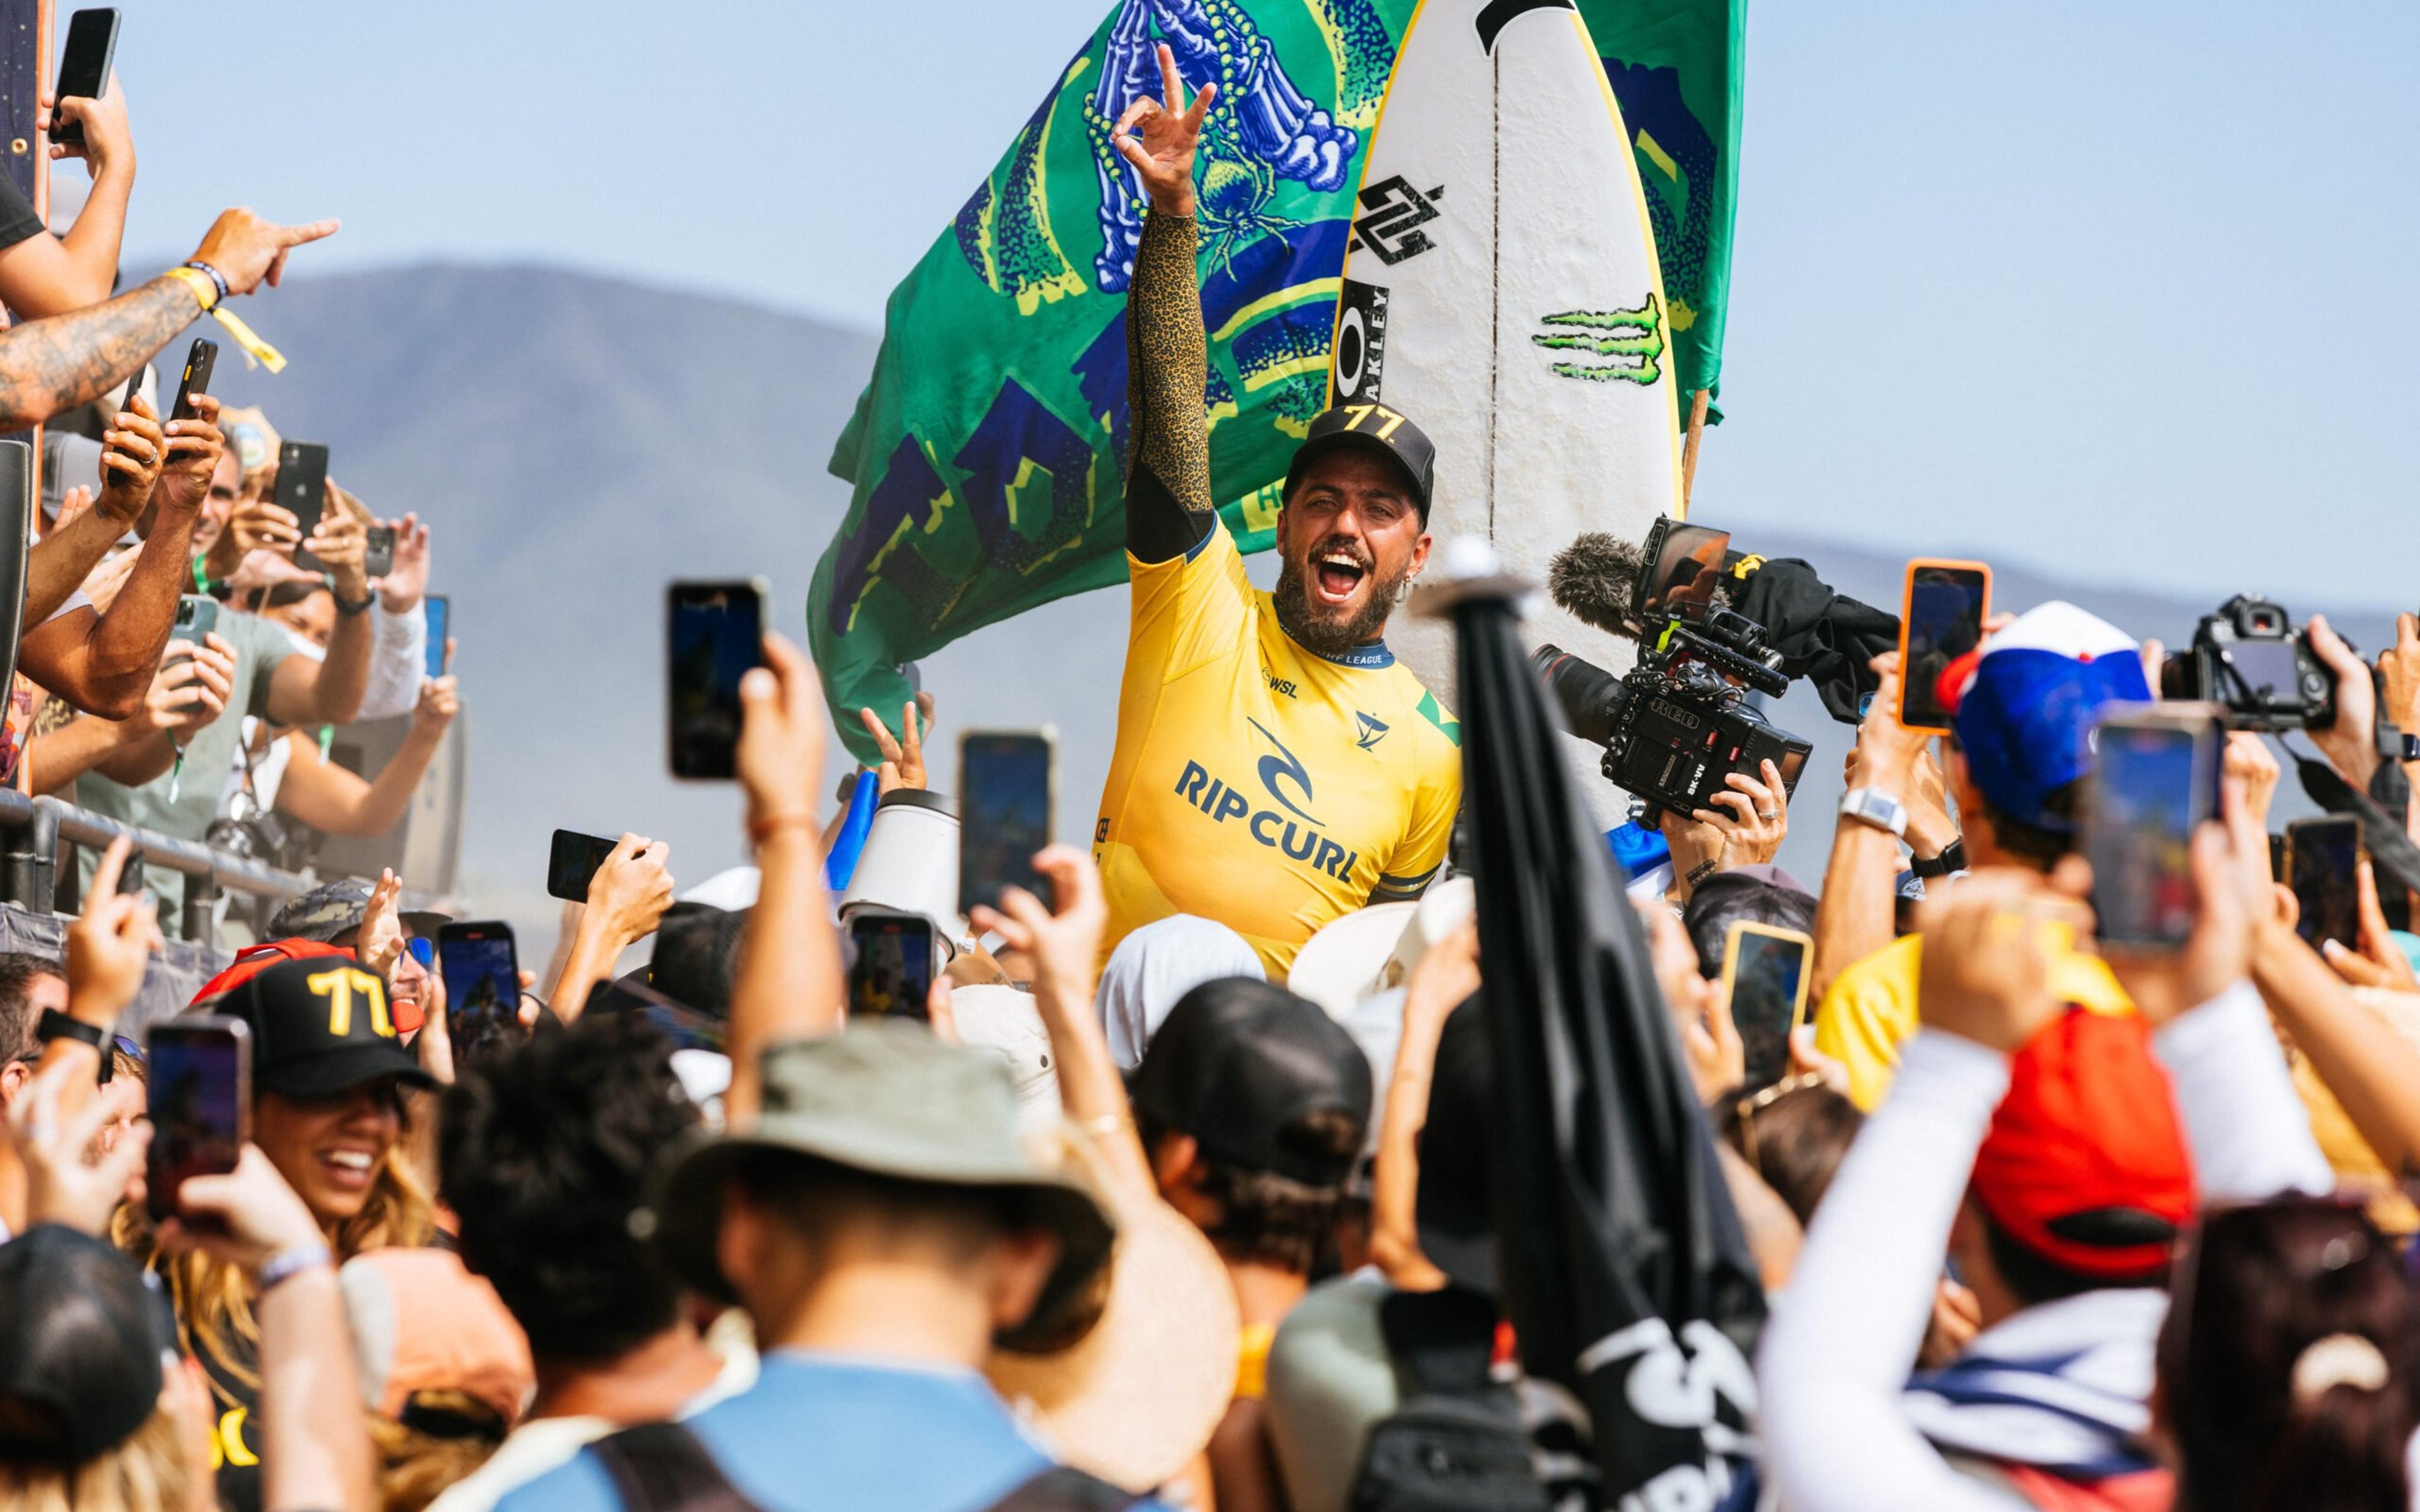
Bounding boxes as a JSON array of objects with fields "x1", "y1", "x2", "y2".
[
  {"x1": 33, "y1": 1008, "x2": 111, "y2": 1084},
  {"x1": 163, "y1": 265, "x2": 219, "y2": 313},
  {"x1": 1910, "y1": 839, "x2": 1968, "y2": 879},
  {"x1": 748, "y1": 811, "x2": 821, "y2": 847},
  {"x1": 256, "y1": 1242, "x2": 332, "y2": 1293},
  {"x1": 183, "y1": 260, "x2": 233, "y2": 305},
  {"x1": 333, "y1": 587, "x2": 376, "y2": 617},
  {"x1": 1686, "y1": 859, "x2": 1720, "y2": 888}
]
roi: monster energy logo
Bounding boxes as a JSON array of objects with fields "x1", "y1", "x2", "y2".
[{"x1": 1531, "y1": 296, "x2": 1666, "y2": 385}]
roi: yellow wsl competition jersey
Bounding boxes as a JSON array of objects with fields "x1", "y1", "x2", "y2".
[{"x1": 1095, "y1": 523, "x2": 1462, "y2": 979}]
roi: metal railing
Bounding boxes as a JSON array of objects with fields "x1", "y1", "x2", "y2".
[{"x1": 0, "y1": 791, "x2": 317, "y2": 942}]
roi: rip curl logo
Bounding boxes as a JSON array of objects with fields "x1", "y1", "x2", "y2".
[
  {"x1": 1531, "y1": 296, "x2": 1666, "y2": 385},
  {"x1": 1354, "y1": 712, "x2": 1389, "y2": 751},
  {"x1": 1352, "y1": 176, "x2": 1446, "y2": 265},
  {"x1": 1171, "y1": 723, "x2": 1360, "y2": 883}
]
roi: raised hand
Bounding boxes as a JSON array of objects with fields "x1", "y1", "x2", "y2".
[
  {"x1": 42, "y1": 69, "x2": 132, "y2": 178},
  {"x1": 970, "y1": 844, "x2": 1109, "y2": 1004},
  {"x1": 1913, "y1": 868, "x2": 2066, "y2": 1053},
  {"x1": 1111, "y1": 42, "x2": 1217, "y2": 217},
  {"x1": 66, "y1": 837, "x2": 163, "y2": 1026},
  {"x1": 157, "y1": 1145, "x2": 325, "y2": 1273},
  {"x1": 152, "y1": 392, "x2": 225, "y2": 519},
  {"x1": 377, "y1": 512, "x2": 432, "y2": 612},
  {"x1": 355, "y1": 869, "x2": 406, "y2": 985},
  {"x1": 3, "y1": 1058, "x2": 149, "y2": 1235},
  {"x1": 586, "y1": 833, "x2": 674, "y2": 946},
  {"x1": 2305, "y1": 615, "x2": 2380, "y2": 790},
  {"x1": 92, "y1": 392, "x2": 165, "y2": 525},
  {"x1": 735, "y1": 631, "x2": 826, "y2": 840},
  {"x1": 411, "y1": 675, "x2": 460, "y2": 736},
  {"x1": 1693, "y1": 759, "x2": 1790, "y2": 867},
  {"x1": 302, "y1": 489, "x2": 369, "y2": 598},
  {"x1": 858, "y1": 697, "x2": 928, "y2": 794},
  {"x1": 138, "y1": 639, "x2": 234, "y2": 740},
  {"x1": 187, "y1": 207, "x2": 341, "y2": 295}
]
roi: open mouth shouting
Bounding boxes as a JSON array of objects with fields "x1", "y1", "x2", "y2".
[{"x1": 1312, "y1": 546, "x2": 1371, "y2": 609}]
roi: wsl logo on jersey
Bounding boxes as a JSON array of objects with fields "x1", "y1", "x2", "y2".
[{"x1": 1170, "y1": 721, "x2": 1359, "y2": 883}]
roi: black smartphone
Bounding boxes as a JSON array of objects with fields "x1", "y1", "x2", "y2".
[
  {"x1": 145, "y1": 1016, "x2": 250, "y2": 1223},
  {"x1": 847, "y1": 908, "x2": 936, "y2": 1022},
  {"x1": 51, "y1": 8, "x2": 118, "y2": 149},
  {"x1": 2086, "y1": 706, "x2": 2220, "y2": 951},
  {"x1": 167, "y1": 337, "x2": 216, "y2": 425},
  {"x1": 1898, "y1": 560, "x2": 1991, "y2": 731},
  {"x1": 2288, "y1": 815, "x2": 2364, "y2": 954},
  {"x1": 547, "y1": 828, "x2": 619, "y2": 903},
  {"x1": 424, "y1": 595, "x2": 449, "y2": 680},
  {"x1": 364, "y1": 525, "x2": 395, "y2": 580},
  {"x1": 275, "y1": 442, "x2": 330, "y2": 570},
  {"x1": 958, "y1": 730, "x2": 1056, "y2": 915},
  {"x1": 1724, "y1": 923, "x2": 1812, "y2": 1093},
  {"x1": 667, "y1": 580, "x2": 766, "y2": 780},
  {"x1": 438, "y1": 921, "x2": 521, "y2": 1067}
]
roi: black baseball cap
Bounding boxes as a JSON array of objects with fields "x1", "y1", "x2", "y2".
[
  {"x1": 1282, "y1": 404, "x2": 1438, "y2": 523},
  {"x1": 1129, "y1": 978, "x2": 1374, "y2": 1188},
  {"x1": 211, "y1": 955, "x2": 435, "y2": 1099},
  {"x1": 0, "y1": 1225, "x2": 178, "y2": 1465}
]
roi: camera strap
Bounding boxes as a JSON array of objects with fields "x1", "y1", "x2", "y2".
[{"x1": 2295, "y1": 756, "x2": 2420, "y2": 902}]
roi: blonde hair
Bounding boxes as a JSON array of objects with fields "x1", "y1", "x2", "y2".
[
  {"x1": 116, "y1": 1146, "x2": 434, "y2": 1404},
  {"x1": 0, "y1": 1404, "x2": 195, "y2": 1512},
  {"x1": 367, "y1": 1392, "x2": 505, "y2": 1512}
]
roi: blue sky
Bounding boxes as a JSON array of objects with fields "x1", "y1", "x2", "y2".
[{"x1": 106, "y1": 0, "x2": 2419, "y2": 610}]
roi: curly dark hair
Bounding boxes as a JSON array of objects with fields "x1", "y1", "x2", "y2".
[
  {"x1": 1139, "y1": 1107, "x2": 1362, "y2": 1274},
  {"x1": 438, "y1": 1013, "x2": 700, "y2": 1363},
  {"x1": 0, "y1": 951, "x2": 63, "y2": 1061}
]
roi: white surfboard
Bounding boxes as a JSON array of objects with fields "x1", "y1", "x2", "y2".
[{"x1": 1326, "y1": 0, "x2": 1683, "y2": 723}]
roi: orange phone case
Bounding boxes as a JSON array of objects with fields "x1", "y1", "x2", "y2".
[{"x1": 1896, "y1": 558, "x2": 1993, "y2": 731}]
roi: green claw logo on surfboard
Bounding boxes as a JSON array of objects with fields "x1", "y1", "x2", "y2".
[{"x1": 1530, "y1": 295, "x2": 1666, "y2": 385}]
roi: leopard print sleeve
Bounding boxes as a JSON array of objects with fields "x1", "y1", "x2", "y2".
[{"x1": 1124, "y1": 212, "x2": 1216, "y2": 564}]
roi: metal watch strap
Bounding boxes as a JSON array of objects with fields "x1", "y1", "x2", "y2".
[{"x1": 1838, "y1": 786, "x2": 1909, "y2": 839}]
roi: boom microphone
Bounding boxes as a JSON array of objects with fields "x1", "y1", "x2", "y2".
[{"x1": 1547, "y1": 532, "x2": 1646, "y2": 637}]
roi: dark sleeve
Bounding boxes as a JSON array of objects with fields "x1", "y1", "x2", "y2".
[
  {"x1": 1122, "y1": 212, "x2": 1217, "y2": 565},
  {"x1": 0, "y1": 174, "x2": 43, "y2": 253}
]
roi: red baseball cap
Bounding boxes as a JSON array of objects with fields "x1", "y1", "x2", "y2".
[
  {"x1": 1971, "y1": 1008, "x2": 2196, "y2": 1280},
  {"x1": 190, "y1": 939, "x2": 355, "y2": 1006}
]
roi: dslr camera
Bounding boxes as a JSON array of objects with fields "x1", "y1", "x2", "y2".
[
  {"x1": 1535, "y1": 518, "x2": 1813, "y2": 818},
  {"x1": 2159, "y1": 593, "x2": 2337, "y2": 732}
]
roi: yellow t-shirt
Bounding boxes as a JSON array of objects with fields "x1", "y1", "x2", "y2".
[
  {"x1": 1814, "y1": 929, "x2": 2135, "y2": 1111},
  {"x1": 1095, "y1": 524, "x2": 1462, "y2": 979}
]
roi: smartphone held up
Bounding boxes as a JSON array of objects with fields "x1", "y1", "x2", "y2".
[
  {"x1": 438, "y1": 921, "x2": 521, "y2": 1068},
  {"x1": 146, "y1": 1017, "x2": 250, "y2": 1223},
  {"x1": 1723, "y1": 922, "x2": 1811, "y2": 1094},
  {"x1": 2085, "y1": 704, "x2": 2221, "y2": 952},
  {"x1": 667, "y1": 580, "x2": 766, "y2": 780},
  {"x1": 1896, "y1": 559, "x2": 1990, "y2": 731},
  {"x1": 958, "y1": 730, "x2": 1056, "y2": 915}
]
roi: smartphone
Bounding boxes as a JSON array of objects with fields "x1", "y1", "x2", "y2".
[
  {"x1": 2288, "y1": 815, "x2": 2364, "y2": 954},
  {"x1": 958, "y1": 730, "x2": 1056, "y2": 915},
  {"x1": 424, "y1": 595, "x2": 449, "y2": 680},
  {"x1": 1897, "y1": 560, "x2": 1991, "y2": 731},
  {"x1": 847, "y1": 908, "x2": 936, "y2": 1022},
  {"x1": 51, "y1": 8, "x2": 118, "y2": 149},
  {"x1": 667, "y1": 580, "x2": 766, "y2": 779},
  {"x1": 1723, "y1": 923, "x2": 1812, "y2": 1094},
  {"x1": 275, "y1": 442, "x2": 330, "y2": 570},
  {"x1": 172, "y1": 593, "x2": 217, "y2": 642},
  {"x1": 364, "y1": 525, "x2": 395, "y2": 580},
  {"x1": 2086, "y1": 704, "x2": 2221, "y2": 951},
  {"x1": 438, "y1": 921, "x2": 521, "y2": 1067},
  {"x1": 145, "y1": 1016, "x2": 250, "y2": 1223},
  {"x1": 167, "y1": 338, "x2": 216, "y2": 425},
  {"x1": 547, "y1": 828, "x2": 619, "y2": 903}
]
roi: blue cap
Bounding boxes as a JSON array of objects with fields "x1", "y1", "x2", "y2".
[{"x1": 1945, "y1": 602, "x2": 2150, "y2": 832}]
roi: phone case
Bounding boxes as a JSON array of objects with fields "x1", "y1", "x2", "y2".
[{"x1": 1895, "y1": 559, "x2": 1993, "y2": 732}]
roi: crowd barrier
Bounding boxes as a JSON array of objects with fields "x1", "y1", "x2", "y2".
[{"x1": 0, "y1": 789, "x2": 316, "y2": 941}]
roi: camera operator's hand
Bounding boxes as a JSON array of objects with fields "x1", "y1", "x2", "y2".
[
  {"x1": 1112, "y1": 43, "x2": 1216, "y2": 218},
  {"x1": 2380, "y1": 613, "x2": 2420, "y2": 758},
  {"x1": 92, "y1": 394, "x2": 164, "y2": 525},
  {"x1": 1691, "y1": 759, "x2": 1789, "y2": 868},
  {"x1": 377, "y1": 512, "x2": 432, "y2": 613},
  {"x1": 2307, "y1": 615, "x2": 2381, "y2": 791},
  {"x1": 151, "y1": 393, "x2": 224, "y2": 521},
  {"x1": 42, "y1": 70, "x2": 131, "y2": 180},
  {"x1": 187, "y1": 207, "x2": 340, "y2": 297}
]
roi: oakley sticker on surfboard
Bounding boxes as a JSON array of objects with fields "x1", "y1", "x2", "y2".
[{"x1": 1325, "y1": 0, "x2": 1683, "y2": 724}]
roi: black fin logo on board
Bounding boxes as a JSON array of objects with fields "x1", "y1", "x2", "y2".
[
  {"x1": 1351, "y1": 178, "x2": 1445, "y2": 266},
  {"x1": 1475, "y1": 0, "x2": 1576, "y2": 54},
  {"x1": 1329, "y1": 278, "x2": 1392, "y2": 406}
]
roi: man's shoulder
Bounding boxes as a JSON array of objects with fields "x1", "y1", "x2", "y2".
[
  {"x1": 490, "y1": 1441, "x2": 623, "y2": 1512},
  {"x1": 1817, "y1": 934, "x2": 1924, "y2": 1029}
]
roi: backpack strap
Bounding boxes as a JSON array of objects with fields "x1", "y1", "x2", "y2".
[
  {"x1": 981, "y1": 1464, "x2": 1143, "y2": 1512},
  {"x1": 588, "y1": 1421, "x2": 764, "y2": 1512}
]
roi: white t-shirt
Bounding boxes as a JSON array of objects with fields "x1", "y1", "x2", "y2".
[{"x1": 427, "y1": 1329, "x2": 756, "y2": 1512}]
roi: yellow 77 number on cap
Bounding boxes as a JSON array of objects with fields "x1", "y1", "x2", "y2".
[
  {"x1": 1339, "y1": 403, "x2": 1408, "y2": 442},
  {"x1": 306, "y1": 967, "x2": 393, "y2": 1039}
]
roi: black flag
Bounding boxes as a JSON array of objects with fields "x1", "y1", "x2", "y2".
[{"x1": 1424, "y1": 544, "x2": 1766, "y2": 1506}]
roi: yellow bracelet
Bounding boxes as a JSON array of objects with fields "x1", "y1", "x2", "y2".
[{"x1": 163, "y1": 265, "x2": 218, "y2": 312}]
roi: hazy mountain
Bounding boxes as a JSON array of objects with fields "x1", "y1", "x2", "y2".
[{"x1": 186, "y1": 261, "x2": 2403, "y2": 948}]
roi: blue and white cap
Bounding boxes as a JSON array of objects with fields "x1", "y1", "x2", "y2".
[{"x1": 1944, "y1": 602, "x2": 2150, "y2": 833}]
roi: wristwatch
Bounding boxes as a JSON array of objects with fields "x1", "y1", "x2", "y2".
[
  {"x1": 333, "y1": 587, "x2": 376, "y2": 617},
  {"x1": 34, "y1": 1007, "x2": 111, "y2": 1084},
  {"x1": 1838, "y1": 786, "x2": 1910, "y2": 840},
  {"x1": 1910, "y1": 838, "x2": 1968, "y2": 879}
]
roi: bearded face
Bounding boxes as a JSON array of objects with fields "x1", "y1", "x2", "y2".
[{"x1": 1270, "y1": 449, "x2": 1429, "y2": 658}]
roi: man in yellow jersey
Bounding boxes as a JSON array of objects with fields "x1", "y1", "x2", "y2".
[{"x1": 1093, "y1": 48, "x2": 1461, "y2": 978}]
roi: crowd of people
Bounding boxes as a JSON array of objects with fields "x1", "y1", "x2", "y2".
[{"x1": 7, "y1": 38, "x2": 2420, "y2": 1512}]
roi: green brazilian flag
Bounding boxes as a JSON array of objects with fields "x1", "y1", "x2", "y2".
[{"x1": 814, "y1": 0, "x2": 1746, "y2": 762}]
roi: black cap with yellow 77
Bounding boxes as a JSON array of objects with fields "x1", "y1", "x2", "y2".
[{"x1": 1281, "y1": 401, "x2": 1438, "y2": 524}]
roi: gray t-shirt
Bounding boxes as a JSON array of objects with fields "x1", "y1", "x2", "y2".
[
  {"x1": 78, "y1": 610, "x2": 302, "y2": 908},
  {"x1": 1264, "y1": 1273, "x2": 1400, "y2": 1512}
]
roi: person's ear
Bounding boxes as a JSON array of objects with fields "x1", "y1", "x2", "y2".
[
  {"x1": 1148, "y1": 1130, "x2": 1200, "y2": 1196},
  {"x1": 986, "y1": 1230, "x2": 1061, "y2": 1334},
  {"x1": 715, "y1": 1186, "x2": 765, "y2": 1300},
  {"x1": 1409, "y1": 528, "x2": 1432, "y2": 578},
  {"x1": 0, "y1": 1057, "x2": 29, "y2": 1109}
]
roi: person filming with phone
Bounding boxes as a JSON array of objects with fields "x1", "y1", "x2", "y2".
[{"x1": 1087, "y1": 46, "x2": 1460, "y2": 979}]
